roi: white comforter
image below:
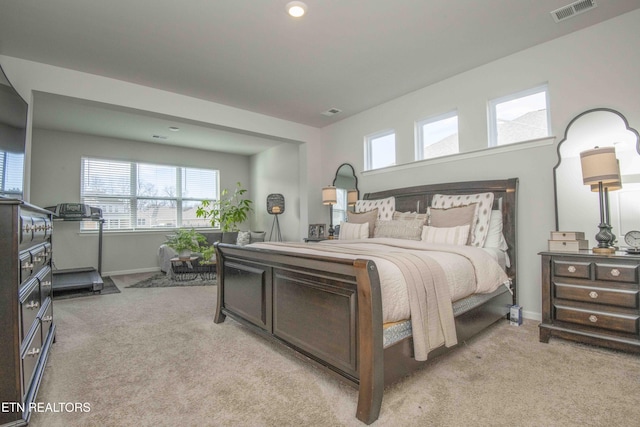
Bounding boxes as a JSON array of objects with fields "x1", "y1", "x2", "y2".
[{"x1": 250, "y1": 238, "x2": 510, "y2": 324}]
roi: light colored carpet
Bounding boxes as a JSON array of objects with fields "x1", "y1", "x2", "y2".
[
  {"x1": 126, "y1": 272, "x2": 216, "y2": 288},
  {"x1": 30, "y1": 272, "x2": 640, "y2": 427}
]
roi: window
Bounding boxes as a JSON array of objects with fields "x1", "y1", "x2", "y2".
[
  {"x1": 488, "y1": 84, "x2": 550, "y2": 146},
  {"x1": 415, "y1": 110, "x2": 459, "y2": 160},
  {"x1": 365, "y1": 129, "x2": 396, "y2": 170},
  {"x1": 81, "y1": 157, "x2": 218, "y2": 231},
  {"x1": 0, "y1": 150, "x2": 24, "y2": 196},
  {"x1": 332, "y1": 188, "x2": 347, "y2": 226}
]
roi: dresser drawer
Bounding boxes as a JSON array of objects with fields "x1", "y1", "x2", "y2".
[
  {"x1": 37, "y1": 266, "x2": 53, "y2": 301},
  {"x1": 19, "y1": 278, "x2": 41, "y2": 340},
  {"x1": 21, "y1": 323, "x2": 43, "y2": 397},
  {"x1": 19, "y1": 250, "x2": 34, "y2": 284},
  {"x1": 555, "y1": 283, "x2": 639, "y2": 309},
  {"x1": 553, "y1": 259, "x2": 591, "y2": 279},
  {"x1": 40, "y1": 298, "x2": 54, "y2": 343},
  {"x1": 595, "y1": 263, "x2": 638, "y2": 284},
  {"x1": 555, "y1": 304, "x2": 639, "y2": 334}
]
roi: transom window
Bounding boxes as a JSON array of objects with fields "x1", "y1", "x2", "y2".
[
  {"x1": 415, "y1": 110, "x2": 459, "y2": 160},
  {"x1": 488, "y1": 84, "x2": 550, "y2": 147},
  {"x1": 81, "y1": 157, "x2": 217, "y2": 231},
  {"x1": 365, "y1": 129, "x2": 396, "y2": 171}
]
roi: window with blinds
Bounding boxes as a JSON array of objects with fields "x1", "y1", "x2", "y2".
[{"x1": 81, "y1": 157, "x2": 218, "y2": 231}]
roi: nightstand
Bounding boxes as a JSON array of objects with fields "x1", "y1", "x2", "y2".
[{"x1": 539, "y1": 250, "x2": 640, "y2": 353}]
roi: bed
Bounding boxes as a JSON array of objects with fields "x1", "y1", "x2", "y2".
[{"x1": 213, "y1": 178, "x2": 518, "y2": 424}]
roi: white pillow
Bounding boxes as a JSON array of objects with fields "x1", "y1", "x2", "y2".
[
  {"x1": 483, "y1": 210, "x2": 509, "y2": 251},
  {"x1": 339, "y1": 221, "x2": 369, "y2": 240},
  {"x1": 355, "y1": 196, "x2": 396, "y2": 220},
  {"x1": 421, "y1": 224, "x2": 470, "y2": 246}
]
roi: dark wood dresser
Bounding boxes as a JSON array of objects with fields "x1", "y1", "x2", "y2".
[
  {"x1": 0, "y1": 199, "x2": 56, "y2": 426},
  {"x1": 539, "y1": 250, "x2": 640, "y2": 353}
]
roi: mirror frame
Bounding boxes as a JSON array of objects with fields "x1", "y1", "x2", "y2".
[
  {"x1": 331, "y1": 163, "x2": 359, "y2": 229},
  {"x1": 332, "y1": 162, "x2": 359, "y2": 198},
  {"x1": 553, "y1": 107, "x2": 640, "y2": 230}
]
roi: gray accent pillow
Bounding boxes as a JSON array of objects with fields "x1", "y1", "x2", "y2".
[
  {"x1": 250, "y1": 231, "x2": 266, "y2": 243},
  {"x1": 373, "y1": 219, "x2": 425, "y2": 241},
  {"x1": 428, "y1": 203, "x2": 478, "y2": 245},
  {"x1": 347, "y1": 208, "x2": 378, "y2": 237}
]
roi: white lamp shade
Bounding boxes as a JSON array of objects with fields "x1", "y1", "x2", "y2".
[
  {"x1": 580, "y1": 146, "x2": 620, "y2": 185},
  {"x1": 322, "y1": 186, "x2": 337, "y2": 205},
  {"x1": 347, "y1": 189, "x2": 358, "y2": 206}
]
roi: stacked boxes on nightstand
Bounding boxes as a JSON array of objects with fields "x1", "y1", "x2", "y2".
[{"x1": 548, "y1": 231, "x2": 588, "y2": 252}]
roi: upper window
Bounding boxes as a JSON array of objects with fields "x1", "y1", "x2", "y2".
[
  {"x1": 365, "y1": 129, "x2": 396, "y2": 171},
  {"x1": 415, "y1": 110, "x2": 459, "y2": 160},
  {"x1": 488, "y1": 84, "x2": 550, "y2": 147},
  {"x1": 81, "y1": 157, "x2": 218, "y2": 231}
]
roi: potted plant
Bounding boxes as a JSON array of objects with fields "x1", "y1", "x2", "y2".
[
  {"x1": 164, "y1": 228, "x2": 207, "y2": 260},
  {"x1": 199, "y1": 245, "x2": 216, "y2": 264},
  {"x1": 196, "y1": 182, "x2": 253, "y2": 233}
]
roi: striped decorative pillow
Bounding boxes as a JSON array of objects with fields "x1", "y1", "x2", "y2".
[
  {"x1": 338, "y1": 221, "x2": 369, "y2": 240},
  {"x1": 421, "y1": 224, "x2": 470, "y2": 246}
]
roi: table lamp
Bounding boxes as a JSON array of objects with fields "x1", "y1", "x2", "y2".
[
  {"x1": 580, "y1": 146, "x2": 621, "y2": 254},
  {"x1": 322, "y1": 185, "x2": 337, "y2": 238}
]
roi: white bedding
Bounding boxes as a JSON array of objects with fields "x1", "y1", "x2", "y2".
[{"x1": 250, "y1": 238, "x2": 510, "y2": 324}]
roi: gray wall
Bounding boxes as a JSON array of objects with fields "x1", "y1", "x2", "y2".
[
  {"x1": 319, "y1": 10, "x2": 640, "y2": 320},
  {"x1": 30, "y1": 128, "x2": 251, "y2": 275},
  {"x1": 250, "y1": 142, "x2": 301, "y2": 242}
]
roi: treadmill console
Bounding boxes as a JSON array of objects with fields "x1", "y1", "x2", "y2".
[{"x1": 46, "y1": 203, "x2": 103, "y2": 220}]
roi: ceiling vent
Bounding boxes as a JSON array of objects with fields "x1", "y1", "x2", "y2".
[
  {"x1": 551, "y1": 0, "x2": 597, "y2": 23},
  {"x1": 321, "y1": 108, "x2": 342, "y2": 117}
]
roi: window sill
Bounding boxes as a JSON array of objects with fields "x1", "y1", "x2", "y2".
[{"x1": 362, "y1": 136, "x2": 555, "y2": 176}]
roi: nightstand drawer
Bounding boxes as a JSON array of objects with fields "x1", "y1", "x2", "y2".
[
  {"x1": 555, "y1": 305, "x2": 639, "y2": 334},
  {"x1": 553, "y1": 260, "x2": 591, "y2": 279},
  {"x1": 595, "y1": 263, "x2": 638, "y2": 284},
  {"x1": 555, "y1": 283, "x2": 639, "y2": 309}
]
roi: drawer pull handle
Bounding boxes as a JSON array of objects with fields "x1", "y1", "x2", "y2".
[
  {"x1": 22, "y1": 263, "x2": 34, "y2": 269},
  {"x1": 589, "y1": 291, "x2": 599, "y2": 299},
  {"x1": 27, "y1": 348, "x2": 40, "y2": 357},
  {"x1": 41, "y1": 280, "x2": 51, "y2": 287},
  {"x1": 26, "y1": 301, "x2": 40, "y2": 310},
  {"x1": 567, "y1": 266, "x2": 576, "y2": 273},
  {"x1": 42, "y1": 315, "x2": 53, "y2": 322},
  {"x1": 589, "y1": 315, "x2": 598, "y2": 323},
  {"x1": 610, "y1": 269, "x2": 620, "y2": 277}
]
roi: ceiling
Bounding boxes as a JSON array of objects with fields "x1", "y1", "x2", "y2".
[{"x1": 1, "y1": 0, "x2": 639, "y2": 154}]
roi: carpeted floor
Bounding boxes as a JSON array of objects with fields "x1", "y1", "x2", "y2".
[
  {"x1": 126, "y1": 272, "x2": 216, "y2": 288},
  {"x1": 31, "y1": 274, "x2": 640, "y2": 427},
  {"x1": 52, "y1": 276, "x2": 120, "y2": 300}
]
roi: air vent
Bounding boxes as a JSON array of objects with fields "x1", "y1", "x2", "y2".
[
  {"x1": 551, "y1": 0, "x2": 597, "y2": 23},
  {"x1": 321, "y1": 108, "x2": 342, "y2": 117},
  {"x1": 152, "y1": 135, "x2": 168, "y2": 140}
]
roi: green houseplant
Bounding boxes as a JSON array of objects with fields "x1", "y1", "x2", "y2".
[
  {"x1": 164, "y1": 228, "x2": 207, "y2": 259},
  {"x1": 196, "y1": 182, "x2": 253, "y2": 232}
]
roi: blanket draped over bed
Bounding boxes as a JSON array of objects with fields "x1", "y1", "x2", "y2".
[{"x1": 252, "y1": 238, "x2": 509, "y2": 361}]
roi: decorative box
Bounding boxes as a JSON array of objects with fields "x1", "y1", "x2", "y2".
[
  {"x1": 548, "y1": 239, "x2": 588, "y2": 252},
  {"x1": 550, "y1": 231, "x2": 585, "y2": 241}
]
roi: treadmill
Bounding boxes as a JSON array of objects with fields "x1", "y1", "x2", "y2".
[{"x1": 46, "y1": 203, "x2": 104, "y2": 293}]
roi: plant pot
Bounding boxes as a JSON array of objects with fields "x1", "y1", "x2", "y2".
[{"x1": 178, "y1": 249, "x2": 192, "y2": 260}]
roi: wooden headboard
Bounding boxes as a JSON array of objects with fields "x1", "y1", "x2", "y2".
[{"x1": 363, "y1": 178, "x2": 519, "y2": 302}]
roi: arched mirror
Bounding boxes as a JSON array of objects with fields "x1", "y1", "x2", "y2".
[
  {"x1": 554, "y1": 108, "x2": 640, "y2": 249},
  {"x1": 331, "y1": 163, "x2": 358, "y2": 227}
]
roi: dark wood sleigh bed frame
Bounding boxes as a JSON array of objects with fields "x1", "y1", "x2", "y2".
[{"x1": 213, "y1": 178, "x2": 518, "y2": 424}]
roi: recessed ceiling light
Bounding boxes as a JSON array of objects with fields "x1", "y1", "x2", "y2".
[
  {"x1": 169, "y1": 126, "x2": 180, "y2": 132},
  {"x1": 286, "y1": 1, "x2": 307, "y2": 18}
]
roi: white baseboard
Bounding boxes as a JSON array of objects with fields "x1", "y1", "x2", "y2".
[
  {"x1": 522, "y1": 309, "x2": 542, "y2": 322},
  {"x1": 102, "y1": 267, "x2": 161, "y2": 277}
]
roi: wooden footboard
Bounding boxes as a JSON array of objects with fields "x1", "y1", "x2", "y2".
[{"x1": 214, "y1": 243, "x2": 384, "y2": 424}]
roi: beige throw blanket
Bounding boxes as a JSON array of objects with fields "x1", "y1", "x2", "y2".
[{"x1": 254, "y1": 240, "x2": 503, "y2": 361}]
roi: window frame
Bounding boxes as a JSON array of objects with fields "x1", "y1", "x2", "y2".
[
  {"x1": 364, "y1": 128, "x2": 396, "y2": 171},
  {"x1": 488, "y1": 84, "x2": 551, "y2": 147},
  {"x1": 415, "y1": 109, "x2": 459, "y2": 161},
  {"x1": 80, "y1": 156, "x2": 219, "y2": 232}
]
